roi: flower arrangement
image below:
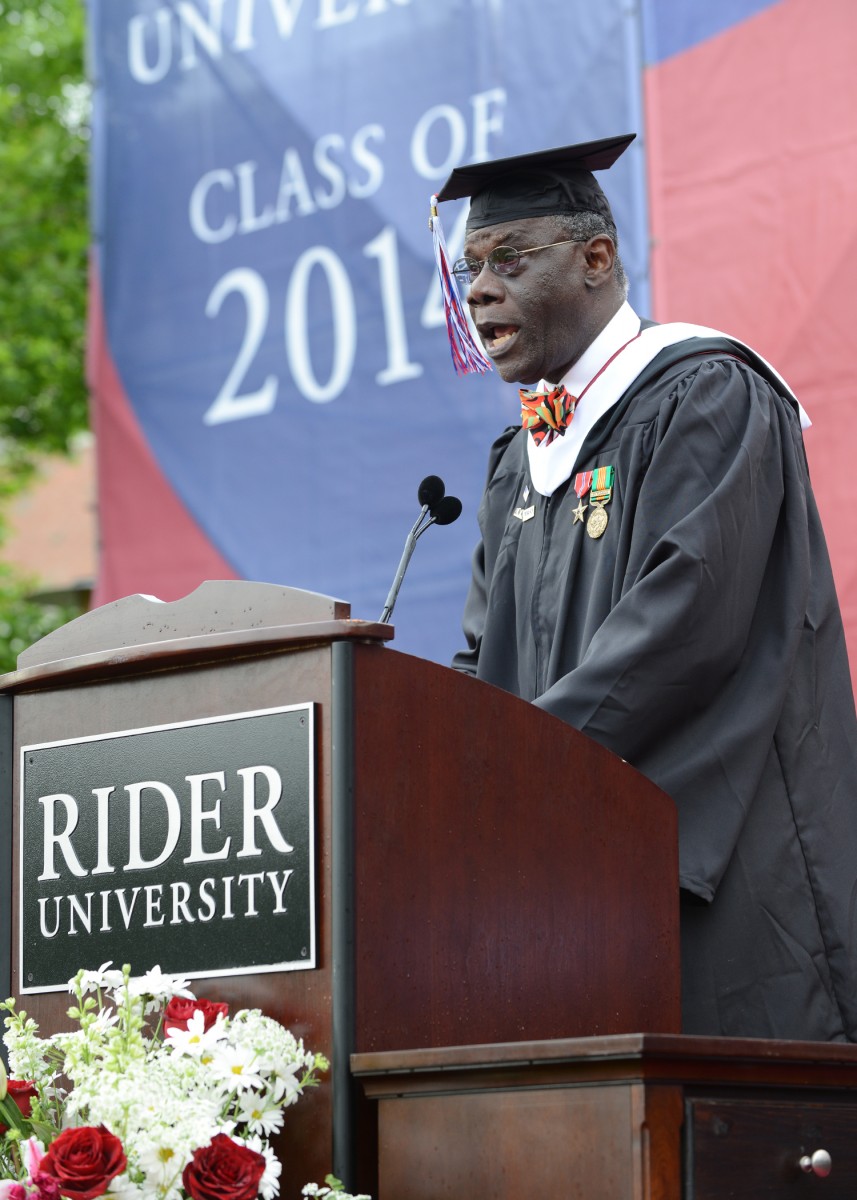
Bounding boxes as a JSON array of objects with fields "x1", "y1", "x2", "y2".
[{"x1": 0, "y1": 965, "x2": 370, "y2": 1200}]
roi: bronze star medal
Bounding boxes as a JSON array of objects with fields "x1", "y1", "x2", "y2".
[
  {"x1": 572, "y1": 470, "x2": 592, "y2": 525},
  {"x1": 586, "y1": 465, "x2": 614, "y2": 539}
]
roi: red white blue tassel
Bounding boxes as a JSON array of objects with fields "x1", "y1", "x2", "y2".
[{"x1": 430, "y1": 194, "x2": 492, "y2": 376}]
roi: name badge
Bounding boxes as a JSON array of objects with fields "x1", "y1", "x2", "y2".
[{"x1": 513, "y1": 505, "x2": 535, "y2": 522}]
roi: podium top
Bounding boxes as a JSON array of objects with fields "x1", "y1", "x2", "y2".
[{"x1": 5, "y1": 581, "x2": 391, "y2": 689}]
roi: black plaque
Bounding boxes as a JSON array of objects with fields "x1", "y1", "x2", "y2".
[{"x1": 20, "y1": 704, "x2": 315, "y2": 992}]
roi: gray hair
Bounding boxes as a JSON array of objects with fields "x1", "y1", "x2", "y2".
[{"x1": 555, "y1": 211, "x2": 629, "y2": 298}]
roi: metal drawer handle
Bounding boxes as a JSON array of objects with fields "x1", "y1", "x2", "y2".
[{"x1": 799, "y1": 1149, "x2": 832, "y2": 1178}]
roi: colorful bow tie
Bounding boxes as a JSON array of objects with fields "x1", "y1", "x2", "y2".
[{"x1": 519, "y1": 385, "x2": 577, "y2": 447}]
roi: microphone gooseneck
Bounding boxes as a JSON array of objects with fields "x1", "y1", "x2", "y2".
[{"x1": 379, "y1": 476, "x2": 463, "y2": 624}]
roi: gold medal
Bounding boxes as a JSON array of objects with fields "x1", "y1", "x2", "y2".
[
  {"x1": 584, "y1": 465, "x2": 614, "y2": 539},
  {"x1": 586, "y1": 503, "x2": 609, "y2": 539}
]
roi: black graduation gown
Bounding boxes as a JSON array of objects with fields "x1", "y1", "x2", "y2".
[{"x1": 453, "y1": 338, "x2": 857, "y2": 1041}]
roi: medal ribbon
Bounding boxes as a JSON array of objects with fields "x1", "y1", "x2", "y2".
[
  {"x1": 574, "y1": 470, "x2": 593, "y2": 498},
  {"x1": 590, "y1": 464, "x2": 614, "y2": 503},
  {"x1": 594, "y1": 465, "x2": 613, "y2": 488}
]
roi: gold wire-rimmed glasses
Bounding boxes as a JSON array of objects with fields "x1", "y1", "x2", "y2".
[{"x1": 451, "y1": 237, "x2": 584, "y2": 285}]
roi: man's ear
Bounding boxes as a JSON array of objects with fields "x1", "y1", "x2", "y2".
[{"x1": 583, "y1": 235, "x2": 615, "y2": 288}]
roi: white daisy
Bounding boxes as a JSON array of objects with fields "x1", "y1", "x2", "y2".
[
  {"x1": 164, "y1": 1010, "x2": 227, "y2": 1058},
  {"x1": 235, "y1": 1090, "x2": 285, "y2": 1137},
  {"x1": 72, "y1": 961, "x2": 125, "y2": 993},
  {"x1": 128, "y1": 965, "x2": 194, "y2": 1003},
  {"x1": 208, "y1": 1043, "x2": 265, "y2": 1092}
]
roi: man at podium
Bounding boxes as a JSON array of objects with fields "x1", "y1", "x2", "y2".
[{"x1": 434, "y1": 135, "x2": 857, "y2": 1043}]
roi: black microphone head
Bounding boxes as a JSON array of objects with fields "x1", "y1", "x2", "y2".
[
  {"x1": 433, "y1": 495, "x2": 462, "y2": 526},
  {"x1": 417, "y1": 474, "x2": 445, "y2": 508}
]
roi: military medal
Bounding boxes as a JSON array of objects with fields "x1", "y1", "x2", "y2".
[
  {"x1": 572, "y1": 470, "x2": 592, "y2": 524},
  {"x1": 586, "y1": 465, "x2": 614, "y2": 539},
  {"x1": 587, "y1": 506, "x2": 609, "y2": 538}
]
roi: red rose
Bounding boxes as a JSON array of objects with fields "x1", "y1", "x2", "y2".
[
  {"x1": 0, "y1": 1079, "x2": 39, "y2": 1133},
  {"x1": 164, "y1": 996, "x2": 229, "y2": 1034},
  {"x1": 182, "y1": 1134, "x2": 265, "y2": 1200},
  {"x1": 40, "y1": 1125, "x2": 127, "y2": 1200}
]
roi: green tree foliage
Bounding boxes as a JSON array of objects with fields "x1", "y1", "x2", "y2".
[
  {"x1": 0, "y1": 0, "x2": 89, "y2": 667},
  {"x1": 0, "y1": 0, "x2": 89, "y2": 470},
  {"x1": 0, "y1": 565, "x2": 78, "y2": 672}
]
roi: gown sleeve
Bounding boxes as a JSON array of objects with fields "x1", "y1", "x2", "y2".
[{"x1": 452, "y1": 424, "x2": 520, "y2": 677}]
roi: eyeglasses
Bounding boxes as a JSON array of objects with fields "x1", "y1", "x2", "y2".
[{"x1": 451, "y1": 238, "x2": 584, "y2": 285}]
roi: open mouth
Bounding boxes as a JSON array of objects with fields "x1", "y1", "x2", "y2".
[{"x1": 482, "y1": 324, "x2": 519, "y2": 353}]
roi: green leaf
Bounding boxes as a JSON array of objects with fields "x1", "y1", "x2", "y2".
[
  {"x1": 0, "y1": 1094, "x2": 30, "y2": 1135},
  {"x1": 0, "y1": 0, "x2": 89, "y2": 458}
]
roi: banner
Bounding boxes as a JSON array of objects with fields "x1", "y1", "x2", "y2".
[
  {"x1": 88, "y1": 0, "x2": 857, "y2": 678},
  {"x1": 86, "y1": 0, "x2": 646, "y2": 663}
]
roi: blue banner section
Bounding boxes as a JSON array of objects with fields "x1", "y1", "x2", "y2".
[
  {"x1": 88, "y1": 0, "x2": 648, "y2": 663},
  {"x1": 641, "y1": 0, "x2": 781, "y2": 63}
]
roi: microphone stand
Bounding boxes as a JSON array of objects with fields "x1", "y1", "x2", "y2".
[
  {"x1": 379, "y1": 506, "x2": 432, "y2": 624},
  {"x1": 379, "y1": 479, "x2": 462, "y2": 625}
]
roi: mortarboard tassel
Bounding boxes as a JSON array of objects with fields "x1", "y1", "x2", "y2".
[{"x1": 429, "y1": 194, "x2": 493, "y2": 376}]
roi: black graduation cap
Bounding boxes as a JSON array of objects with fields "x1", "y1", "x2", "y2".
[{"x1": 435, "y1": 133, "x2": 636, "y2": 230}]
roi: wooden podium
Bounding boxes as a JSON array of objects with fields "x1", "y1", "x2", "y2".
[{"x1": 0, "y1": 581, "x2": 679, "y2": 1195}]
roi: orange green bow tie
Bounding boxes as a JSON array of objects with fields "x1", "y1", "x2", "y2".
[{"x1": 519, "y1": 384, "x2": 577, "y2": 447}]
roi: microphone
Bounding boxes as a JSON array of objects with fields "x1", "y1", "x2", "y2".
[
  {"x1": 417, "y1": 475, "x2": 446, "y2": 510},
  {"x1": 431, "y1": 495, "x2": 463, "y2": 526},
  {"x1": 379, "y1": 475, "x2": 462, "y2": 624}
]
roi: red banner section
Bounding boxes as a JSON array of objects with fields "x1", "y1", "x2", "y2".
[
  {"x1": 87, "y1": 266, "x2": 237, "y2": 607},
  {"x1": 645, "y1": 0, "x2": 857, "y2": 683}
]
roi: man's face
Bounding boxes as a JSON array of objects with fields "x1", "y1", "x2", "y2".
[{"x1": 462, "y1": 215, "x2": 594, "y2": 385}]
